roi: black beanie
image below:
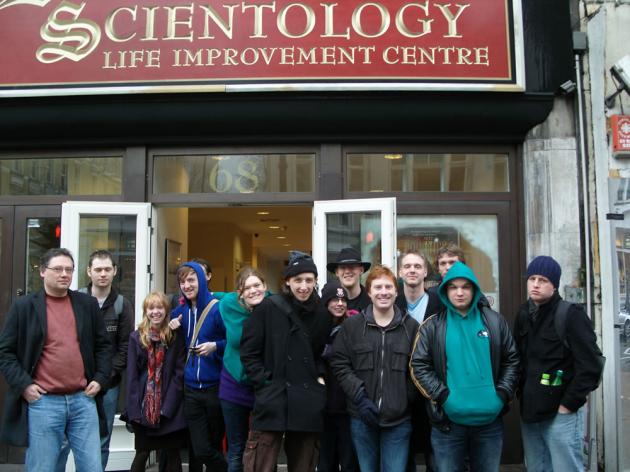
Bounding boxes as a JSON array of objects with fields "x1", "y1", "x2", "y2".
[
  {"x1": 321, "y1": 280, "x2": 349, "y2": 306},
  {"x1": 283, "y1": 251, "x2": 318, "y2": 279}
]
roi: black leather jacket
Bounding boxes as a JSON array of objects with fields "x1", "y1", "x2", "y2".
[{"x1": 409, "y1": 307, "x2": 520, "y2": 431}]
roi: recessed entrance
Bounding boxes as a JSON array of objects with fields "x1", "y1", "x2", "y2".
[{"x1": 155, "y1": 205, "x2": 312, "y2": 294}]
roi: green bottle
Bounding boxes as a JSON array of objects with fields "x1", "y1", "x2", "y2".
[
  {"x1": 552, "y1": 370, "x2": 564, "y2": 386},
  {"x1": 541, "y1": 373, "x2": 551, "y2": 385}
]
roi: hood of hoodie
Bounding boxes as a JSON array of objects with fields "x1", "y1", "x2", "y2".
[
  {"x1": 180, "y1": 261, "x2": 212, "y2": 309},
  {"x1": 438, "y1": 261, "x2": 482, "y2": 316}
]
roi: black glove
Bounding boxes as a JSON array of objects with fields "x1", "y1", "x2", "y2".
[{"x1": 356, "y1": 390, "x2": 379, "y2": 427}]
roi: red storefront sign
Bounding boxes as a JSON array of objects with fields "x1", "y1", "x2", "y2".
[
  {"x1": 612, "y1": 115, "x2": 630, "y2": 157},
  {"x1": 0, "y1": 0, "x2": 524, "y2": 96}
]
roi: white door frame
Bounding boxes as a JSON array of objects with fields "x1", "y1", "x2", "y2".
[
  {"x1": 312, "y1": 197, "x2": 397, "y2": 282},
  {"x1": 60, "y1": 201, "x2": 153, "y2": 471}
]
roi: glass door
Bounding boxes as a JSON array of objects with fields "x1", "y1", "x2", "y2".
[
  {"x1": 61, "y1": 201, "x2": 152, "y2": 321},
  {"x1": 60, "y1": 201, "x2": 152, "y2": 472},
  {"x1": 313, "y1": 197, "x2": 397, "y2": 284},
  {"x1": 12, "y1": 206, "x2": 61, "y2": 299}
]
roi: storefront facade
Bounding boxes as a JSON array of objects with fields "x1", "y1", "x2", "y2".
[{"x1": 0, "y1": 0, "x2": 592, "y2": 468}]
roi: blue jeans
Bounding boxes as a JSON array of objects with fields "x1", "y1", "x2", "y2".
[
  {"x1": 220, "y1": 399, "x2": 251, "y2": 472},
  {"x1": 55, "y1": 385, "x2": 119, "y2": 472},
  {"x1": 520, "y1": 408, "x2": 585, "y2": 472},
  {"x1": 350, "y1": 417, "x2": 411, "y2": 472},
  {"x1": 431, "y1": 417, "x2": 503, "y2": 472},
  {"x1": 27, "y1": 392, "x2": 101, "y2": 472}
]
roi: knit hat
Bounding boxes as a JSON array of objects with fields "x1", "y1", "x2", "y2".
[
  {"x1": 526, "y1": 256, "x2": 561, "y2": 289},
  {"x1": 283, "y1": 251, "x2": 318, "y2": 279},
  {"x1": 321, "y1": 280, "x2": 349, "y2": 306}
]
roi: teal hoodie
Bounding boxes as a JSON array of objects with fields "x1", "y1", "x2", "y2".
[{"x1": 438, "y1": 261, "x2": 503, "y2": 426}]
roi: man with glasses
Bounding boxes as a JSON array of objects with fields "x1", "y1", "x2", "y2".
[
  {"x1": 56, "y1": 249, "x2": 134, "y2": 472},
  {"x1": 0, "y1": 248, "x2": 111, "y2": 471}
]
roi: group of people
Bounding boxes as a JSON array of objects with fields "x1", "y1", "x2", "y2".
[{"x1": 0, "y1": 242, "x2": 604, "y2": 472}]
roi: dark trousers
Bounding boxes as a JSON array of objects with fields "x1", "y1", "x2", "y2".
[
  {"x1": 184, "y1": 385, "x2": 227, "y2": 472},
  {"x1": 318, "y1": 413, "x2": 359, "y2": 472},
  {"x1": 221, "y1": 399, "x2": 252, "y2": 472},
  {"x1": 243, "y1": 430, "x2": 319, "y2": 472}
]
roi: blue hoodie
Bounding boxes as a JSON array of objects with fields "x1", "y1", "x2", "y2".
[
  {"x1": 171, "y1": 262, "x2": 226, "y2": 389},
  {"x1": 437, "y1": 261, "x2": 503, "y2": 426}
]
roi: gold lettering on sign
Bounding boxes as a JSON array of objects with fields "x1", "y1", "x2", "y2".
[
  {"x1": 277, "y1": 3, "x2": 316, "y2": 39},
  {"x1": 241, "y1": 2, "x2": 276, "y2": 39},
  {"x1": 352, "y1": 3, "x2": 389, "y2": 38},
  {"x1": 164, "y1": 3, "x2": 194, "y2": 41},
  {"x1": 435, "y1": 3, "x2": 470, "y2": 38},
  {"x1": 36, "y1": 0, "x2": 101, "y2": 63},
  {"x1": 396, "y1": 2, "x2": 432, "y2": 38},
  {"x1": 321, "y1": 3, "x2": 350, "y2": 39},
  {"x1": 199, "y1": 4, "x2": 237, "y2": 39},
  {"x1": 105, "y1": 6, "x2": 137, "y2": 43}
]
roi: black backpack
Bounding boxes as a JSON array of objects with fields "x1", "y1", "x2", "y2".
[{"x1": 520, "y1": 300, "x2": 605, "y2": 387}]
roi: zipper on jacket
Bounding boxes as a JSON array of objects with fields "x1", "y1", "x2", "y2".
[{"x1": 378, "y1": 329, "x2": 385, "y2": 410}]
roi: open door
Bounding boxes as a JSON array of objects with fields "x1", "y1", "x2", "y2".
[
  {"x1": 313, "y1": 197, "x2": 397, "y2": 285},
  {"x1": 60, "y1": 201, "x2": 152, "y2": 471}
]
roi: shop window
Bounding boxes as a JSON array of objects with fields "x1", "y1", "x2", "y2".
[
  {"x1": 153, "y1": 153, "x2": 316, "y2": 194},
  {"x1": 0, "y1": 157, "x2": 122, "y2": 196},
  {"x1": 397, "y1": 214, "x2": 500, "y2": 310},
  {"x1": 346, "y1": 153, "x2": 509, "y2": 192}
]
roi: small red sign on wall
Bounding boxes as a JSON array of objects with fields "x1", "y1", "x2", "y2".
[{"x1": 612, "y1": 115, "x2": 630, "y2": 157}]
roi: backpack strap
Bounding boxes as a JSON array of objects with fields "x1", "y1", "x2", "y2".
[
  {"x1": 186, "y1": 298, "x2": 219, "y2": 364},
  {"x1": 553, "y1": 300, "x2": 572, "y2": 349},
  {"x1": 114, "y1": 294, "x2": 124, "y2": 316}
]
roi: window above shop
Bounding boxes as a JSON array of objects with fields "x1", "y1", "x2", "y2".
[
  {"x1": 346, "y1": 153, "x2": 509, "y2": 193},
  {"x1": 0, "y1": 157, "x2": 122, "y2": 196},
  {"x1": 153, "y1": 153, "x2": 316, "y2": 195}
]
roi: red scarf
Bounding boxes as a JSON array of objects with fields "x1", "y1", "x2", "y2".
[{"x1": 143, "y1": 329, "x2": 166, "y2": 425}]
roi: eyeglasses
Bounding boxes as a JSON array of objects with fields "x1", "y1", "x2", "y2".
[{"x1": 46, "y1": 266, "x2": 74, "y2": 274}]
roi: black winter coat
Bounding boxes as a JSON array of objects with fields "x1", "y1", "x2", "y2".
[
  {"x1": 409, "y1": 307, "x2": 519, "y2": 431},
  {"x1": 124, "y1": 330, "x2": 186, "y2": 435},
  {"x1": 240, "y1": 294, "x2": 331, "y2": 432},
  {"x1": 0, "y1": 289, "x2": 112, "y2": 446},
  {"x1": 514, "y1": 293, "x2": 603, "y2": 422},
  {"x1": 81, "y1": 285, "x2": 134, "y2": 389},
  {"x1": 330, "y1": 305, "x2": 419, "y2": 427}
]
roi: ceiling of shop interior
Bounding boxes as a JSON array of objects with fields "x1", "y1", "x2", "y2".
[{"x1": 189, "y1": 206, "x2": 312, "y2": 259}]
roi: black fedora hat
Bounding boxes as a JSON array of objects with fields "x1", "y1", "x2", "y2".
[{"x1": 326, "y1": 247, "x2": 372, "y2": 272}]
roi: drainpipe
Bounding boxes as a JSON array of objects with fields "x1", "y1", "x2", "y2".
[
  {"x1": 574, "y1": 34, "x2": 592, "y2": 320},
  {"x1": 573, "y1": 31, "x2": 597, "y2": 471}
]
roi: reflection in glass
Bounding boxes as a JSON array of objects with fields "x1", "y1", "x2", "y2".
[
  {"x1": 78, "y1": 215, "x2": 137, "y2": 307},
  {"x1": 153, "y1": 154, "x2": 315, "y2": 194},
  {"x1": 325, "y1": 212, "x2": 381, "y2": 284},
  {"x1": 397, "y1": 215, "x2": 499, "y2": 310},
  {"x1": 347, "y1": 153, "x2": 509, "y2": 192},
  {"x1": 26, "y1": 217, "x2": 61, "y2": 294},
  {"x1": 0, "y1": 157, "x2": 122, "y2": 196},
  {"x1": 615, "y1": 227, "x2": 630, "y2": 470}
]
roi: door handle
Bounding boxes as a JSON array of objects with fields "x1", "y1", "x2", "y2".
[{"x1": 16, "y1": 288, "x2": 24, "y2": 297}]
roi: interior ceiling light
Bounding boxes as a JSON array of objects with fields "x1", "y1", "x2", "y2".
[
  {"x1": 384, "y1": 154, "x2": 403, "y2": 160},
  {"x1": 256, "y1": 211, "x2": 270, "y2": 215},
  {"x1": 276, "y1": 236, "x2": 287, "y2": 239},
  {"x1": 268, "y1": 225, "x2": 281, "y2": 229},
  {"x1": 212, "y1": 155, "x2": 228, "y2": 161}
]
